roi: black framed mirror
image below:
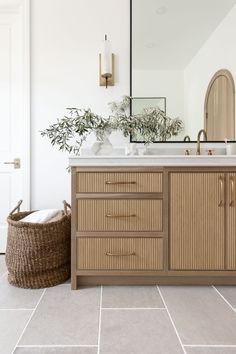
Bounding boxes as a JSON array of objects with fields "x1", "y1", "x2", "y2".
[{"x1": 130, "y1": 0, "x2": 236, "y2": 143}]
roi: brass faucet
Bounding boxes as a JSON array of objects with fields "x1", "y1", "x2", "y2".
[
  {"x1": 184, "y1": 135, "x2": 191, "y2": 142},
  {"x1": 196, "y1": 129, "x2": 208, "y2": 155}
]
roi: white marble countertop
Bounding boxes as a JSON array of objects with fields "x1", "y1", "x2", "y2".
[{"x1": 69, "y1": 155, "x2": 236, "y2": 167}]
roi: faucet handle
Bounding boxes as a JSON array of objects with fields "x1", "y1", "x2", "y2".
[
  {"x1": 185, "y1": 149, "x2": 192, "y2": 156},
  {"x1": 206, "y1": 149, "x2": 214, "y2": 156}
]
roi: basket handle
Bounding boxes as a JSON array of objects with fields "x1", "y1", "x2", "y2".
[
  {"x1": 10, "y1": 200, "x2": 23, "y2": 215},
  {"x1": 63, "y1": 200, "x2": 71, "y2": 215}
]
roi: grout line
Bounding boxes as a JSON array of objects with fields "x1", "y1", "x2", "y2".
[
  {"x1": 212, "y1": 286, "x2": 236, "y2": 313},
  {"x1": 11, "y1": 288, "x2": 47, "y2": 354},
  {"x1": 97, "y1": 285, "x2": 103, "y2": 354},
  {"x1": 17, "y1": 345, "x2": 98, "y2": 348},
  {"x1": 184, "y1": 344, "x2": 236, "y2": 348},
  {"x1": 102, "y1": 307, "x2": 166, "y2": 310},
  {"x1": 157, "y1": 286, "x2": 187, "y2": 354}
]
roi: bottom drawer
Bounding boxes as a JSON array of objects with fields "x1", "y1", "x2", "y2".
[{"x1": 76, "y1": 238, "x2": 163, "y2": 270}]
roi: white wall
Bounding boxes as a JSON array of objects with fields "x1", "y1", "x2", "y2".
[
  {"x1": 184, "y1": 5, "x2": 236, "y2": 139},
  {"x1": 31, "y1": 0, "x2": 130, "y2": 209}
]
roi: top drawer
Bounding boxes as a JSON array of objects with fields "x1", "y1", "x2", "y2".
[{"x1": 76, "y1": 172, "x2": 163, "y2": 193}]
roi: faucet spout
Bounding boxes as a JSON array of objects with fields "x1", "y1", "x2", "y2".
[
  {"x1": 196, "y1": 129, "x2": 207, "y2": 155},
  {"x1": 184, "y1": 135, "x2": 191, "y2": 142}
]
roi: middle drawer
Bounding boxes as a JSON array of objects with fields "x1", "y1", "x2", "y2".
[{"x1": 77, "y1": 199, "x2": 162, "y2": 232}]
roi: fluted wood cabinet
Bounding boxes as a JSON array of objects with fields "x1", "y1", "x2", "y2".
[
  {"x1": 170, "y1": 171, "x2": 236, "y2": 272},
  {"x1": 226, "y1": 173, "x2": 236, "y2": 270},
  {"x1": 169, "y1": 172, "x2": 225, "y2": 270},
  {"x1": 71, "y1": 166, "x2": 236, "y2": 289}
]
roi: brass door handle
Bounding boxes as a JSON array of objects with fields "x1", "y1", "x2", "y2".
[
  {"x1": 230, "y1": 177, "x2": 235, "y2": 207},
  {"x1": 105, "y1": 252, "x2": 136, "y2": 257},
  {"x1": 4, "y1": 158, "x2": 21, "y2": 169},
  {"x1": 106, "y1": 214, "x2": 136, "y2": 218},
  {"x1": 105, "y1": 181, "x2": 136, "y2": 185},
  {"x1": 218, "y1": 176, "x2": 225, "y2": 207}
]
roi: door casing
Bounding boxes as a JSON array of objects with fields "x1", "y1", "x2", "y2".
[{"x1": 0, "y1": 0, "x2": 30, "y2": 253}]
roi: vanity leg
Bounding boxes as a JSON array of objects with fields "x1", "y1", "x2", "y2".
[{"x1": 71, "y1": 275, "x2": 77, "y2": 290}]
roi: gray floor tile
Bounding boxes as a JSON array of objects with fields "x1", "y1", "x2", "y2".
[
  {"x1": 19, "y1": 286, "x2": 100, "y2": 346},
  {"x1": 215, "y1": 286, "x2": 236, "y2": 309},
  {"x1": 0, "y1": 255, "x2": 7, "y2": 277},
  {"x1": 186, "y1": 347, "x2": 236, "y2": 354},
  {"x1": 58, "y1": 278, "x2": 71, "y2": 285},
  {"x1": 0, "y1": 310, "x2": 32, "y2": 354},
  {"x1": 14, "y1": 347, "x2": 97, "y2": 354},
  {"x1": 100, "y1": 309, "x2": 183, "y2": 354},
  {"x1": 102, "y1": 286, "x2": 164, "y2": 308},
  {"x1": 160, "y1": 286, "x2": 236, "y2": 345},
  {"x1": 0, "y1": 274, "x2": 44, "y2": 309}
]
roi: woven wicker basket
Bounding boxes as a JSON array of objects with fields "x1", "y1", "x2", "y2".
[{"x1": 6, "y1": 200, "x2": 71, "y2": 289}]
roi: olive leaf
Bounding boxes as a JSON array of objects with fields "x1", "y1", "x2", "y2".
[{"x1": 41, "y1": 96, "x2": 184, "y2": 155}]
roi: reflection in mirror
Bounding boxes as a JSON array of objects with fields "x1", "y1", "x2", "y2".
[
  {"x1": 204, "y1": 70, "x2": 235, "y2": 140},
  {"x1": 132, "y1": 97, "x2": 166, "y2": 115},
  {"x1": 131, "y1": 0, "x2": 236, "y2": 142}
]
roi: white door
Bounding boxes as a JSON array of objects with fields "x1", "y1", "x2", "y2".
[{"x1": 0, "y1": 1, "x2": 30, "y2": 253}]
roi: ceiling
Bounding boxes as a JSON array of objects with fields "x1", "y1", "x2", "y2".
[{"x1": 132, "y1": 0, "x2": 236, "y2": 70}]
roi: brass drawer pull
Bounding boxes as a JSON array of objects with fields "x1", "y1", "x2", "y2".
[
  {"x1": 230, "y1": 177, "x2": 235, "y2": 207},
  {"x1": 105, "y1": 181, "x2": 136, "y2": 185},
  {"x1": 106, "y1": 214, "x2": 136, "y2": 218},
  {"x1": 105, "y1": 251, "x2": 136, "y2": 257},
  {"x1": 218, "y1": 176, "x2": 225, "y2": 207}
]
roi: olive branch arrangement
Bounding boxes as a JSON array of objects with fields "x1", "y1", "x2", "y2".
[
  {"x1": 41, "y1": 96, "x2": 183, "y2": 155},
  {"x1": 109, "y1": 96, "x2": 183, "y2": 142}
]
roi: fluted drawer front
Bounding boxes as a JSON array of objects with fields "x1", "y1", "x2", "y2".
[
  {"x1": 77, "y1": 172, "x2": 162, "y2": 193},
  {"x1": 77, "y1": 237, "x2": 163, "y2": 270},
  {"x1": 77, "y1": 199, "x2": 162, "y2": 231}
]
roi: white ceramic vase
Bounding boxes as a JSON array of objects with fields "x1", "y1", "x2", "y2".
[{"x1": 91, "y1": 132, "x2": 113, "y2": 156}]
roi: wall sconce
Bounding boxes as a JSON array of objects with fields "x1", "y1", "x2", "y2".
[{"x1": 99, "y1": 34, "x2": 115, "y2": 88}]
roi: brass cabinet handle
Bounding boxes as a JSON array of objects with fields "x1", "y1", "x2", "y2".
[
  {"x1": 106, "y1": 214, "x2": 136, "y2": 218},
  {"x1": 105, "y1": 251, "x2": 136, "y2": 257},
  {"x1": 230, "y1": 177, "x2": 235, "y2": 207},
  {"x1": 218, "y1": 176, "x2": 225, "y2": 207},
  {"x1": 105, "y1": 181, "x2": 136, "y2": 185}
]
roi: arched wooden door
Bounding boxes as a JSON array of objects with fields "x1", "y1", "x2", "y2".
[{"x1": 204, "y1": 69, "x2": 235, "y2": 140}]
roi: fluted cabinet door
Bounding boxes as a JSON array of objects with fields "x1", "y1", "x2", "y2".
[
  {"x1": 170, "y1": 173, "x2": 225, "y2": 270},
  {"x1": 226, "y1": 173, "x2": 236, "y2": 270}
]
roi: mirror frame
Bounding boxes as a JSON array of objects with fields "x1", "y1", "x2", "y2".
[{"x1": 129, "y1": 0, "x2": 235, "y2": 143}]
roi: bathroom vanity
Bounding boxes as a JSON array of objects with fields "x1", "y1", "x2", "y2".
[{"x1": 70, "y1": 155, "x2": 236, "y2": 289}]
